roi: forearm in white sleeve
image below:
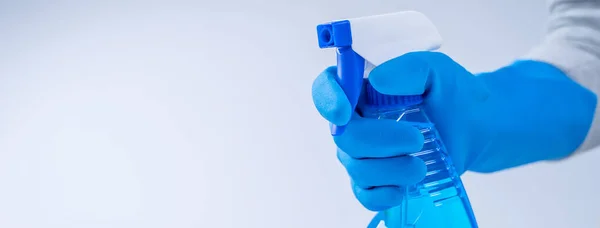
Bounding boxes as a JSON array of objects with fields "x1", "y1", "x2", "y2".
[{"x1": 524, "y1": 0, "x2": 600, "y2": 154}]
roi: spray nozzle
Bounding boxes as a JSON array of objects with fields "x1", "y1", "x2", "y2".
[{"x1": 316, "y1": 11, "x2": 442, "y2": 136}]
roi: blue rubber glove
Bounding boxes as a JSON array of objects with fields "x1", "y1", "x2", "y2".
[{"x1": 312, "y1": 51, "x2": 596, "y2": 211}]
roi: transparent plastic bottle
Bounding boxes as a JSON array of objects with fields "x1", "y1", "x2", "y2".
[{"x1": 362, "y1": 82, "x2": 478, "y2": 228}]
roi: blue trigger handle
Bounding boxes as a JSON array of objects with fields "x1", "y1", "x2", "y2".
[{"x1": 317, "y1": 20, "x2": 366, "y2": 136}]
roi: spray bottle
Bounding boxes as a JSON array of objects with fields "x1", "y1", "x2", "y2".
[{"x1": 316, "y1": 11, "x2": 478, "y2": 228}]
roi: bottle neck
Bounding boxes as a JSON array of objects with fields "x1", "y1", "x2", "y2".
[{"x1": 365, "y1": 81, "x2": 423, "y2": 108}]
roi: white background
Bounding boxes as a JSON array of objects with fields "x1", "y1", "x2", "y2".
[{"x1": 0, "y1": 0, "x2": 598, "y2": 227}]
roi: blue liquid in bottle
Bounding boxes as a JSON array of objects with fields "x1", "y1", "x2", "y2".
[{"x1": 362, "y1": 82, "x2": 478, "y2": 228}]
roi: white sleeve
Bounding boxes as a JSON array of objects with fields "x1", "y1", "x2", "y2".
[{"x1": 524, "y1": 0, "x2": 600, "y2": 154}]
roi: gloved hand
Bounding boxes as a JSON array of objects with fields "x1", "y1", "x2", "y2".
[{"x1": 312, "y1": 51, "x2": 596, "y2": 211}]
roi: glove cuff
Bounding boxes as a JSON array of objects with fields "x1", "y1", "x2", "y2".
[{"x1": 524, "y1": 41, "x2": 600, "y2": 154}]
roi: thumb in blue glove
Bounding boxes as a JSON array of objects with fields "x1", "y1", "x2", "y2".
[{"x1": 312, "y1": 51, "x2": 596, "y2": 211}]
